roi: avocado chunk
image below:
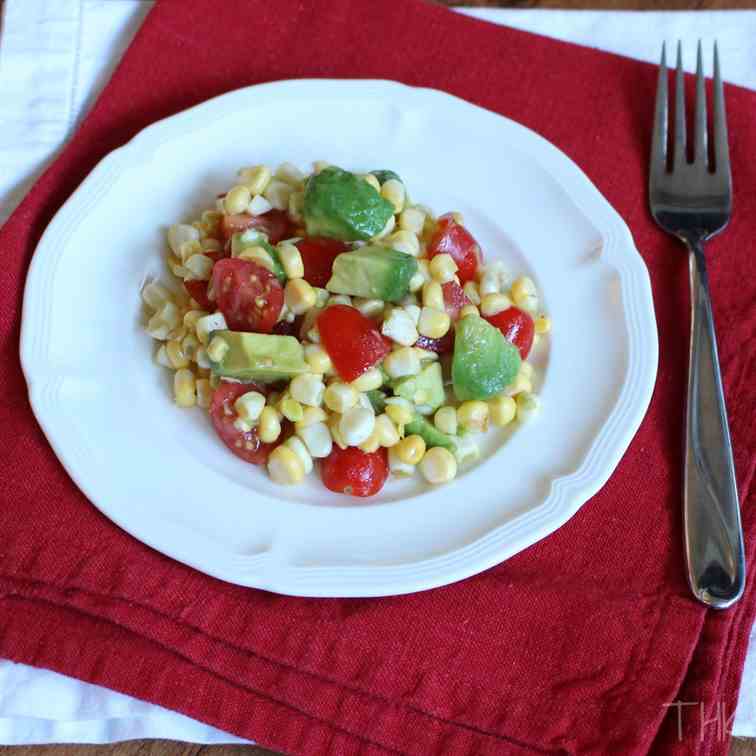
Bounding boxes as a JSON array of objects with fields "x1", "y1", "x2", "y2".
[
  {"x1": 326, "y1": 245, "x2": 417, "y2": 302},
  {"x1": 369, "y1": 169, "x2": 402, "y2": 185},
  {"x1": 405, "y1": 415, "x2": 456, "y2": 452},
  {"x1": 366, "y1": 389, "x2": 388, "y2": 413},
  {"x1": 303, "y1": 167, "x2": 395, "y2": 241},
  {"x1": 208, "y1": 330, "x2": 309, "y2": 383},
  {"x1": 231, "y1": 230, "x2": 286, "y2": 283},
  {"x1": 452, "y1": 316, "x2": 521, "y2": 401},
  {"x1": 391, "y1": 362, "x2": 445, "y2": 411}
]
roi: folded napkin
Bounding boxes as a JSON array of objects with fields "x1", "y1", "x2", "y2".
[{"x1": 1, "y1": 0, "x2": 754, "y2": 753}]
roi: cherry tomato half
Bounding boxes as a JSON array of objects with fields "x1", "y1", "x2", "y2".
[
  {"x1": 210, "y1": 382, "x2": 274, "y2": 465},
  {"x1": 295, "y1": 237, "x2": 350, "y2": 288},
  {"x1": 184, "y1": 279, "x2": 213, "y2": 311},
  {"x1": 317, "y1": 305, "x2": 390, "y2": 382},
  {"x1": 211, "y1": 259, "x2": 283, "y2": 334},
  {"x1": 220, "y1": 209, "x2": 294, "y2": 244},
  {"x1": 428, "y1": 213, "x2": 482, "y2": 284},
  {"x1": 441, "y1": 281, "x2": 469, "y2": 320},
  {"x1": 321, "y1": 446, "x2": 389, "y2": 497},
  {"x1": 484, "y1": 306, "x2": 535, "y2": 360}
]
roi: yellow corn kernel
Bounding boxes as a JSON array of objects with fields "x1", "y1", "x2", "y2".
[
  {"x1": 419, "y1": 447, "x2": 457, "y2": 484},
  {"x1": 165, "y1": 339, "x2": 190, "y2": 369},
  {"x1": 258, "y1": 406, "x2": 282, "y2": 443},
  {"x1": 304, "y1": 343, "x2": 332, "y2": 374},
  {"x1": 429, "y1": 253, "x2": 458, "y2": 283},
  {"x1": 516, "y1": 391, "x2": 540, "y2": 422},
  {"x1": 505, "y1": 374, "x2": 532, "y2": 397},
  {"x1": 380, "y1": 178, "x2": 405, "y2": 213},
  {"x1": 457, "y1": 400, "x2": 489, "y2": 432},
  {"x1": 201, "y1": 237, "x2": 222, "y2": 253},
  {"x1": 362, "y1": 173, "x2": 381, "y2": 192},
  {"x1": 511, "y1": 275, "x2": 538, "y2": 312},
  {"x1": 288, "y1": 190, "x2": 305, "y2": 223},
  {"x1": 385, "y1": 397, "x2": 414, "y2": 426},
  {"x1": 350, "y1": 367, "x2": 383, "y2": 392},
  {"x1": 433, "y1": 406, "x2": 457, "y2": 435},
  {"x1": 375, "y1": 413, "x2": 400, "y2": 447},
  {"x1": 195, "y1": 378, "x2": 212, "y2": 409},
  {"x1": 224, "y1": 184, "x2": 252, "y2": 215},
  {"x1": 358, "y1": 428, "x2": 381, "y2": 453},
  {"x1": 267, "y1": 445, "x2": 305, "y2": 485},
  {"x1": 535, "y1": 315, "x2": 551, "y2": 334},
  {"x1": 489, "y1": 395, "x2": 517, "y2": 427},
  {"x1": 422, "y1": 281, "x2": 444, "y2": 311},
  {"x1": 324, "y1": 382, "x2": 358, "y2": 413},
  {"x1": 277, "y1": 241, "x2": 304, "y2": 279},
  {"x1": 181, "y1": 333, "x2": 200, "y2": 362},
  {"x1": 459, "y1": 304, "x2": 480, "y2": 319},
  {"x1": 395, "y1": 434, "x2": 426, "y2": 465},
  {"x1": 480, "y1": 293, "x2": 512, "y2": 318},
  {"x1": 173, "y1": 368, "x2": 196, "y2": 408},
  {"x1": 462, "y1": 281, "x2": 480, "y2": 306},
  {"x1": 417, "y1": 307, "x2": 451, "y2": 339},
  {"x1": 327, "y1": 413, "x2": 348, "y2": 449},
  {"x1": 277, "y1": 396, "x2": 303, "y2": 422},
  {"x1": 285, "y1": 279, "x2": 317, "y2": 315},
  {"x1": 295, "y1": 406, "x2": 327, "y2": 430},
  {"x1": 183, "y1": 309, "x2": 209, "y2": 332},
  {"x1": 239, "y1": 165, "x2": 272, "y2": 195},
  {"x1": 519, "y1": 362, "x2": 535, "y2": 381},
  {"x1": 384, "y1": 229, "x2": 420, "y2": 257},
  {"x1": 399, "y1": 206, "x2": 426, "y2": 235},
  {"x1": 206, "y1": 334, "x2": 229, "y2": 363}
]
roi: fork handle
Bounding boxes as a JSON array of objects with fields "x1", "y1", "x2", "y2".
[{"x1": 683, "y1": 237, "x2": 745, "y2": 609}]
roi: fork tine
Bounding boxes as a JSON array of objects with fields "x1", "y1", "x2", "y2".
[
  {"x1": 694, "y1": 40, "x2": 708, "y2": 166},
  {"x1": 651, "y1": 42, "x2": 668, "y2": 175},
  {"x1": 674, "y1": 41, "x2": 687, "y2": 167},
  {"x1": 712, "y1": 41, "x2": 731, "y2": 180}
]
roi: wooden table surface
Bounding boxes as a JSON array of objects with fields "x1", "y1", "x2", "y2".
[{"x1": 3, "y1": 0, "x2": 754, "y2": 754}]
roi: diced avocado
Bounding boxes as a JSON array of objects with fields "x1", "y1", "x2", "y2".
[
  {"x1": 366, "y1": 389, "x2": 388, "y2": 413},
  {"x1": 405, "y1": 415, "x2": 456, "y2": 452},
  {"x1": 303, "y1": 167, "x2": 395, "y2": 241},
  {"x1": 208, "y1": 330, "x2": 309, "y2": 383},
  {"x1": 452, "y1": 316, "x2": 520, "y2": 401},
  {"x1": 326, "y1": 245, "x2": 417, "y2": 302},
  {"x1": 231, "y1": 230, "x2": 286, "y2": 283},
  {"x1": 369, "y1": 169, "x2": 402, "y2": 185},
  {"x1": 391, "y1": 362, "x2": 445, "y2": 411}
]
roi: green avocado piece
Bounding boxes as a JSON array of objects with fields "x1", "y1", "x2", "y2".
[
  {"x1": 231, "y1": 230, "x2": 286, "y2": 283},
  {"x1": 452, "y1": 316, "x2": 521, "y2": 401},
  {"x1": 326, "y1": 245, "x2": 417, "y2": 302},
  {"x1": 391, "y1": 362, "x2": 445, "y2": 411},
  {"x1": 366, "y1": 389, "x2": 388, "y2": 413},
  {"x1": 405, "y1": 415, "x2": 456, "y2": 452},
  {"x1": 369, "y1": 169, "x2": 402, "y2": 185},
  {"x1": 208, "y1": 330, "x2": 309, "y2": 383},
  {"x1": 303, "y1": 167, "x2": 395, "y2": 241}
]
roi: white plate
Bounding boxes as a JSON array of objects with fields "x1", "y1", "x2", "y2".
[{"x1": 21, "y1": 80, "x2": 657, "y2": 597}]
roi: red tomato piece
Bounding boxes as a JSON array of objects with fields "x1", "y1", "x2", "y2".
[
  {"x1": 484, "y1": 306, "x2": 535, "y2": 359},
  {"x1": 220, "y1": 209, "x2": 294, "y2": 244},
  {"x1": 414, "y1": 331, "x2": 454, "y2": 355},
  {"x1": 428, "y1": 213, "x2": 482, "y2": 283},
  {"x1": 441, "y1": 281, "x2": 469, "y2": 320},
  {"x1": 211, "y1": 259, "x2": 283, "y2": 334},
  {"x1": 318, "y1": 305, "x2": 390, "y2": 382},
  {"x1": 295, "y1": 237, "x2": 350, "y2": 288},
  {"x1": 209, "y1": 382, "x2": 274, "y2": 465},
  {"x1": 184, "y1": 279, "x2": 213, "y2": 311},
  {"x1": 321, "y1": 446, "x2": 389, "y2": 497}
]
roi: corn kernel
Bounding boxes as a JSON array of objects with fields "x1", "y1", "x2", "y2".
[
  {"x1": 519, "y1": 362, "x2": 535, "y2": 380},
  {"x1": 297, "y1": 421, "x2": 333, "y2": 458},
  {"x1": 535, "y1": 315, "x2": 551, "y2": 334},
  {"x1": 284, "y1": 436, "x2": 313, "y2": 474},
  {"x1": 275, "y1": 161, "x2": 304, "y2": 187},
  {"x1": 247, "y1": 194, "x2": 272, "y2": 216},
  {"x1": 295, "y1": 406, "x2": 328, "y2": 429},
  {"x1": 255, "y1": 406, "x2": 280, "y2": 443},
  {"x1": 511, "y1": 275, "x2": 538, "y2": 312},
  {"x1": 327, "y1": 413, "x2": 348, "y2": 449},
  {"x1": 399, "y1": 207, "x2": 426, "y2": 235},
  {"x1": 280, "y1": 396, "x2": 304, "y2": 422},
  {"x1": 389, "y1": 447, "x2": 415, "y2": 477},
  {"x1": 263, "y1": 179, "x2": 293, "y2": 211},
  {"x1": 234, "y1": 391, "x2": 265, "y2": 424},
  {"x1": 290, "y1": 373, "x2": 325, "y2": 407},
  {"x1": 288, "y1": 190, "x2": 304, "y2": 223},
  {"x1": 353, "y1": 297, "x2": 384, "y2": 318},
  {"x1": 434, "y1": 406, "x2": 457, "y2": 435},
  {"x1": 173, "y1": 368, "x2": 196, "y2": 408},
  {"x1": 422, "y1": 281, "x2": 444, "y2": 311},
  {"x1": 385, "y1": 397, "x2": 414, "y2": 426},
  {"x1": 516, "y1": 391, "x2": 540, "y2": 422},
  {"x1": 142, "y1": 281, "x2": 173, "y2": 311},
  {"x1": 358, "y1": 428, "x2": 381, "y2": 453},
  {"x1": 417, "y1": 307, "x2": 451, "y2": 339},
  {"x1": 462, "y1": 281, "x2": 480, "y2": 306},
  {"x1": 183, "y1": 309, "x2": 208, "y2": 332},
  {"x1": 324, "y1": 382, "x2": 358, "y2": 413},
  {"x1": 201, "y1": 238, "x2": 222, "y2": 253},
  {"x1": 350, "y1": 367, "x2": 383, "y2": 392},
  {"x1": 224, "y1": 185, "x2": 252, "y2": 215},
  {"x1": 267, "y1": 445, "x2": 305, "y2": 485},
  {"x1": 196, "y1": 378, "x2": 212, "y2": 408},
  {"x1": 395, "y1": 435, "x2": 426, "y2": 465},
  {"x1": 375, "y1": 413, "x2": 400, "y2": 447},
  {"x1": 383, "y1": 347, "x2": 421, "y2": 379},
  {"x1": 384, "y1": 229, "x2": 420, "y2": 257},
  {"x1": 480, "y1": 293, "x2": 512, "y2": 317},
  {"x1": 505, "y1": 374, "x2": 532, "y2": 397},
  {"x1": 382, "y1": 308, "x2": 418, "y2": 346},
  {"x1": 155, "y1": 344, "x2": 171, "y2": 368},
  {"x1": 419, "y1": 447, "x2": 457, "y2": 484},
  {"x1": 196, "y1": 312, "x2": 227, "y2": 345},
  {"x1": 457, "y1": 400, "x2": 489, "y2": 432},
  {"x1": 277, "y1": 242, "x2": 304, "y2": 279},
  {"x1": 429, "y1": 254, "x2": 458, "y2": 283},
  {"x1": 460, "y1": 304, "x2": 480, "y2": 319},
  {"x1": 304, "y1": 343, "x2": 332, "y2": 374},
  {"x1": 489, "y1": 395, "x2": 517, "y2": 427},
  {"x1": 166, "y1": 338, "x2": 190, "y2": 369},
  {"x1": 239, "y1": 165, "x2": 272, "y2": 195},
  {"x1": 380, "y1": 178, "x2": 405, "y2": 213},
  {"x1": 283, "y1": 278, "x2": 315, "y2": 315}
]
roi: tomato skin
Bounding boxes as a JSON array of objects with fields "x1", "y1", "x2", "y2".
[
  {"x1": 295, "y1": 237, "x2": 350, "y2": 288},
  {"x1": 184, "y1": 279, "x2": 213, "y2": 311},
  {"x1": 321, "y1": 446, "x2": 389, "y2": 497},
  {"x1": 441, "y1": 281, "x2": 469, "y2": 320},
  {"x1": 209, "y1": 382, "x2": 274, "y2": 465},
  {"x1": 220, "y1": 209, "x2": 294, "y2": 244},
  {"x1": 318, "y1": 305, "x2": 390, "y2": 382},
  {"x1": 484, "y1": 306, "x2": 535, "y2": 359},
  {"x1": 211, "y1": 259, "x2": 284, "y2": 334},
  {"x1": 428, "y1": 214, "x2": 482, "y2": 283}
]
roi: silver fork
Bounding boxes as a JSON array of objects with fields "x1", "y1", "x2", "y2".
[{"x1": 649, "y1": 41, "x2": 744, "y2": 609}]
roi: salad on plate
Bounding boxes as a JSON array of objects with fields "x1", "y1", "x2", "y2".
[{"x1": 141, "y1": 163, "x2": 550, "y2": 496}]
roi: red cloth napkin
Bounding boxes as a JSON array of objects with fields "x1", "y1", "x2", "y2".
[{"x1": 1, "y1": 1, "x2": 755, "y2": 753}]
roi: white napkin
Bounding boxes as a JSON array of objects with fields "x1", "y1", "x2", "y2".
[{"x1": 2, "y1": 0, "x2": 755, "y2": 743}]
